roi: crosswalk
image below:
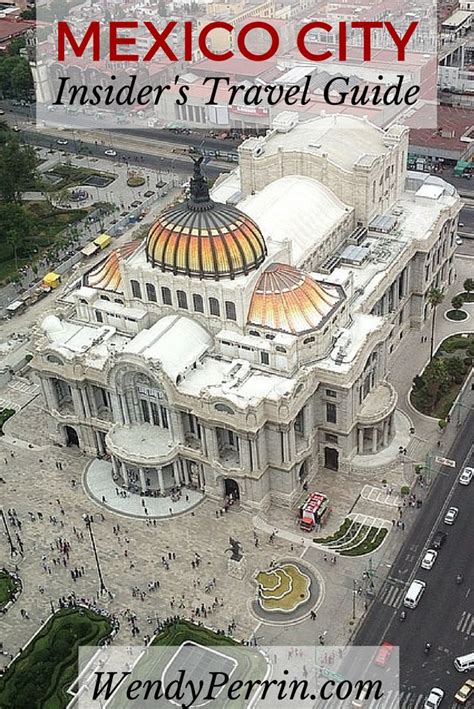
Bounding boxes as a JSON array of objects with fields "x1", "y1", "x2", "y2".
[
  {"x1": 378, "y1": 580, "x2": 405, "y2": 609},
  {"x1": 456, "y1": 609, "x2": 474, "y2": 637}
]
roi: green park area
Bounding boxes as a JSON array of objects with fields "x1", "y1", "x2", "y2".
[
  {"x1": 0, "y1": 608, "x2": 113, "y2": 709},
  {"x1": 411, "y1": 333, "x2": 474, "y2": 419},
  {"x1": 0, "y1": 570, "x2": 20, "y2": 609}
]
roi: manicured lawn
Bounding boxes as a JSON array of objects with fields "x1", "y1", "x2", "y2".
[
  {"x1": 411, "y1": 334, "x2": 474, "y2": 418},
  {"x1": 41, "y1": 164, "x2": 116, "y2": 191},
  {"x1": 446, "y1": 309, "x2": 468, "y2": 321},
  {"x1": 0, "y1": 408, "x2": 15, "y2": 434},
  {"x1": 0, "y1": 570, "x2": 18, "y2": 608},
  {"x1": 459, "y1": 291, "x2": 474, "y2": 303},
  {"x1": 0, "y1": 608, "x2": 113, "y2": 709},
  {"x1": 109, "y1": 621, "x2": 267, "y2": 709}
]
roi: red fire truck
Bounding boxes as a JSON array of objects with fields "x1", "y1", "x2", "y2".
[{"x1": 298, "y1": 492, "x2": 329, "y2": 532}]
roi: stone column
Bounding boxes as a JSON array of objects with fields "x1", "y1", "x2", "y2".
[
  {"x1": 139, "y1": 468, "x2": 146, "y2": 494},
  {"x1": 303, "y1": 403, "x2": 313, "y2": 436},
  {"x1": 383, "y1": 419, "x2": 389, "y2": 447},
  {"x1": 169, "y1": 410, "x2": 185, "y2": 443},
  {"x1": 288, "y1": 425, "x2": 296, "y2": 459},
  {"x1": 120, "y1": 393, "x2": 131, "y2": 424},
  {"x1": 173, "y1": 461, "x2": 181, "y2": 486},
  {"x1": 182, "y1": 460, "x2": 190, "y2": 485},
  {"x1": 198, "y1": 465, "x2": 205, "y2": 490},
  {"x1": 204, "y1": 427, "x2": 218, "y2": 461},
  {"x1": 41, "y1": 377, "x2": 57, "y2": 411},
  {"x1": 95, "y1": 430, "x2": 105, "y2": 455},
  {"x1": 158, "y1": 468, "x2": 165, "y2": 495},
  {"x1": 109, "y1": 392, "x2": 122, "y2": 424},
  {"x1": 71, "y1": 387, "x2": 84, "y2": 418},
  {"x1": 81, "y1": 387, "x2": 92, "y2": 418},
  {"x1": 372, "y1": 427, "x2": 378, "y2": 454},
  {"x1": 111, "y1": 456, "x2": 119, "y2": 480},
  {"x1": 358, "y1": 428, "x2": 364, "y2": 454},
  {"x1": 121, "y1": 462, "x2": 129, "y2": 486}
]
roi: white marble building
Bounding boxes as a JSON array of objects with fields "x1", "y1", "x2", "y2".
[{"x1": 31, "y1": 112, "x2": 461, "y2": 511}]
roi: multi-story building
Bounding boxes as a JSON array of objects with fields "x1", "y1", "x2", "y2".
[{"x1": 30, "y1": 112, "x2": 461, "y2": 511}]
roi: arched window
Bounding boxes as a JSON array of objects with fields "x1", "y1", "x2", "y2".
[
  {"x1": 249, "y1": 330, "x2": 260, "y2": 337},
  {"x1": 275, "y1": 345, "x2": 286, "y2": 353},
  {"x1": 100, "y1": 295, "x2": 110, "y2": 301},
  {"x1": 161, "y1": 287, "x2": 172, "y2": 305},
  {"x1": 177, "y1": 290, "x2": 188, "y2": 309},
  {"x1": 193, "y1": 294, "x2": 204, "y2": 313},
  {"x1": 95, "y1": 310, "x2": 103, "y2": 323},
  {"x1": 146, "y1": 283, "x2": 157, "y2": 302},
  {"x1": 225, "y1": 301, "x2": 236, "y2": 321},
  {"x1": 114, "y1": 298, "x2": 123, "y2": 304},
  {"x1": 209, "y1": 297, "x2": 220, "y2": 317},
  {"x1": 130, "y1": 280, "x2": 141, "y2": 299},
  {"x1": 303, "y1": 336, "x2": 315, "y2": 345}
]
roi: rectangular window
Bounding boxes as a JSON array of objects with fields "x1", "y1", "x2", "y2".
[
  {"x1": 325, "y1": 433, "x2": 338, "y2": 443},
  {"x1": 225, "y1": 301, "x2": 237, "y2": 320},
  {"x1": 161, "y1": 287, "x2": 172, "y2": 305},
  {"x1": 150, "y1": 401, "x2": 160, "y2": 426},
  {"x1": 160, "y1": 406, "x2": 169, "y2": 429},
  {"x1": 140, "y1": 399, "x2": 150, "y2": 423},
  {"x1": 326, "y1": 402, "x2": 337, "y2": 424},
  {"x1": 260, "y1": 351, "x2": 269, "y2": 365},
  {"x1": 325, "y1": 389, "x2": 337, "y2": 398}
]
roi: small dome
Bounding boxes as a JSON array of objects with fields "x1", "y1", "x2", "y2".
[
  {"x1": 41, "y1": 315, "x2": 64, "y2": 338},
  {"x1": 248, "y1": 262, "x2": 343, "y2": 335},
  {"x1": 146, "y1": 158, "x2": 266, "y2": 280},
  {"x1": 84, "y1": 241, "x2": 140, "y2": 293}
]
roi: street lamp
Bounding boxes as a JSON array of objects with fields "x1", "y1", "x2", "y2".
[
  {"x1": 83, "y1": 514, "x2": 108, "y2": 597},
  {"x1": 0, "y1": 508, "x2": 18, "y2": 557}
]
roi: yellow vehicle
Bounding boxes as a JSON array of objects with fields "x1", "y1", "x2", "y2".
[{"x1": 455, "y1": 678, "x2": 474, "y2": 704}]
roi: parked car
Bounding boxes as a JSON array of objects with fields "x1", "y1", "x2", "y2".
[
  {"x1": 456, "y1": 237, "x2": 463, "y2": 246},
  {"x1": 57, "y1": 139, "x2": 68, "y2": 146},
  {"x1": 431, "y1": 531, "x2": 447, "y2": 549},
  {"x1": 421, "y1": 549, "x2": 438, "y2": 570},
  {"x1": 104, "y1": 149, "x2": 117, "y2": 157},
  {"x1": 424, "y1": 687, "x2": 444, "y2": 709},
  {"x1": 444, "y1": 507, "x2": 459, "y2": 525},
  {"x1": 454, "y1": 678, "x2": 474, "y2": 704},
  {"x1": 459, "y1": 467, "x2": 473, "y2": 485}
]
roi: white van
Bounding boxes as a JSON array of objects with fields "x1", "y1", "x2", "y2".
[
  {"x1": 403, "y1": 579, "x2": 426, "y2": 608},
  {"x1": 454, "y1": 652, "x2": 474, "y2": 672}
]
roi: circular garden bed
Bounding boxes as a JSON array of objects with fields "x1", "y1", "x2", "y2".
[
  {"x1": 127, "y1": 175, "x2": 145, "y2": 187},
  {"x1": 446, "y1": 309, "x2": 468, "y2": 321}
]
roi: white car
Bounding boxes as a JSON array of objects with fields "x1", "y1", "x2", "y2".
[
  {"x1": 459, "y1": 467, "x2": 473, "y2": 485},
  {"x1": 456, "y1": 237, "x2": 463, "y2": 246},
  {"x1": 444, "y1": 506, "x2": 458, "y2": 525},
  {"x1": 424, "y1": 687, "x2": 444, "y2": 709},
  {"x1": 104, "y1": 149, "x2": 117, "y2": 157},
  {"x1": 421, "y1": 549, "x2": 438, "y2": 570},
  {"x1": 57, "y1": 138, "x2": 68, "y2": 145}
]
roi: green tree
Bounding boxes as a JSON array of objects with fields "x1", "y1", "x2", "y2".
[
  {"x1": 427, "y1": 287, "x2": 444, "y2": 361},
  {"x1": 8, "y1": 37, "x2": 26, "y2": 56},
  {"x1": 444, "y1": 356, "x2": 466, "y2": 384},
  {"x1": 10, "y1": 58, "x2": 33, "y2": 100},
  {"x1": 463, "y1": 278, "x2": 474, "y2": 294},
  {"x1": 423, "y1": 357, "x2": 448, "y2": 406},
  {"x1": 0, "y1": 204, "x2": 34, "y2": 269},
  {"x1": 451, "y1": 294, "x2": 464, "y2": 311},
  {"x1": 0, "y1": 137, "x2": 37, "y2": 202}
]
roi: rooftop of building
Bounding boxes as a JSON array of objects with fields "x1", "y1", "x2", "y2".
[{"x1": 247, "y1": 113, "x2": 394, "y2": 171}]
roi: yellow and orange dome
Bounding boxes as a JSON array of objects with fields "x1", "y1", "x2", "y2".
[
  {"x1": 84, "y1": 241, "x2": 140, "y2": 293},
  {"x1": 248, "y1": 263, "x2": 343, "y2": 335},
  {"x1": 146, "y1": 158, "x2": 266, "y2": 280}
]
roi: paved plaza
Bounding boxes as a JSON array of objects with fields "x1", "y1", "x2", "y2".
[{"x1": 0, "y1": 242, "x2": 472, "y2": 667}]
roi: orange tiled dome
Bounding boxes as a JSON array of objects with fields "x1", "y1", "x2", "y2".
[
  {"x1": 146, "y1": 158, "x2": 266, "y2": 280},
  {"x1": 84, "y1": 241, "x2": 140, "y2": 293},
  {"x1": 248, "y1": 262, "x2": 343, "y2": 334}
]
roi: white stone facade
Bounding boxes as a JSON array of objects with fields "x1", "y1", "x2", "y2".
[{"x1": 30, "y1": 112, "x2": 461, "y2": 512}]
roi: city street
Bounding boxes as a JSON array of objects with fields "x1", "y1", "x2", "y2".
[{"x1": 355, "y1": 410, "x2": 474, "y2": 707}]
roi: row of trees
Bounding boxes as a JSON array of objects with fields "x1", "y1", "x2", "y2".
[{"x1": 0, "y1": 37, "x2": 33, "y2": 101}]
